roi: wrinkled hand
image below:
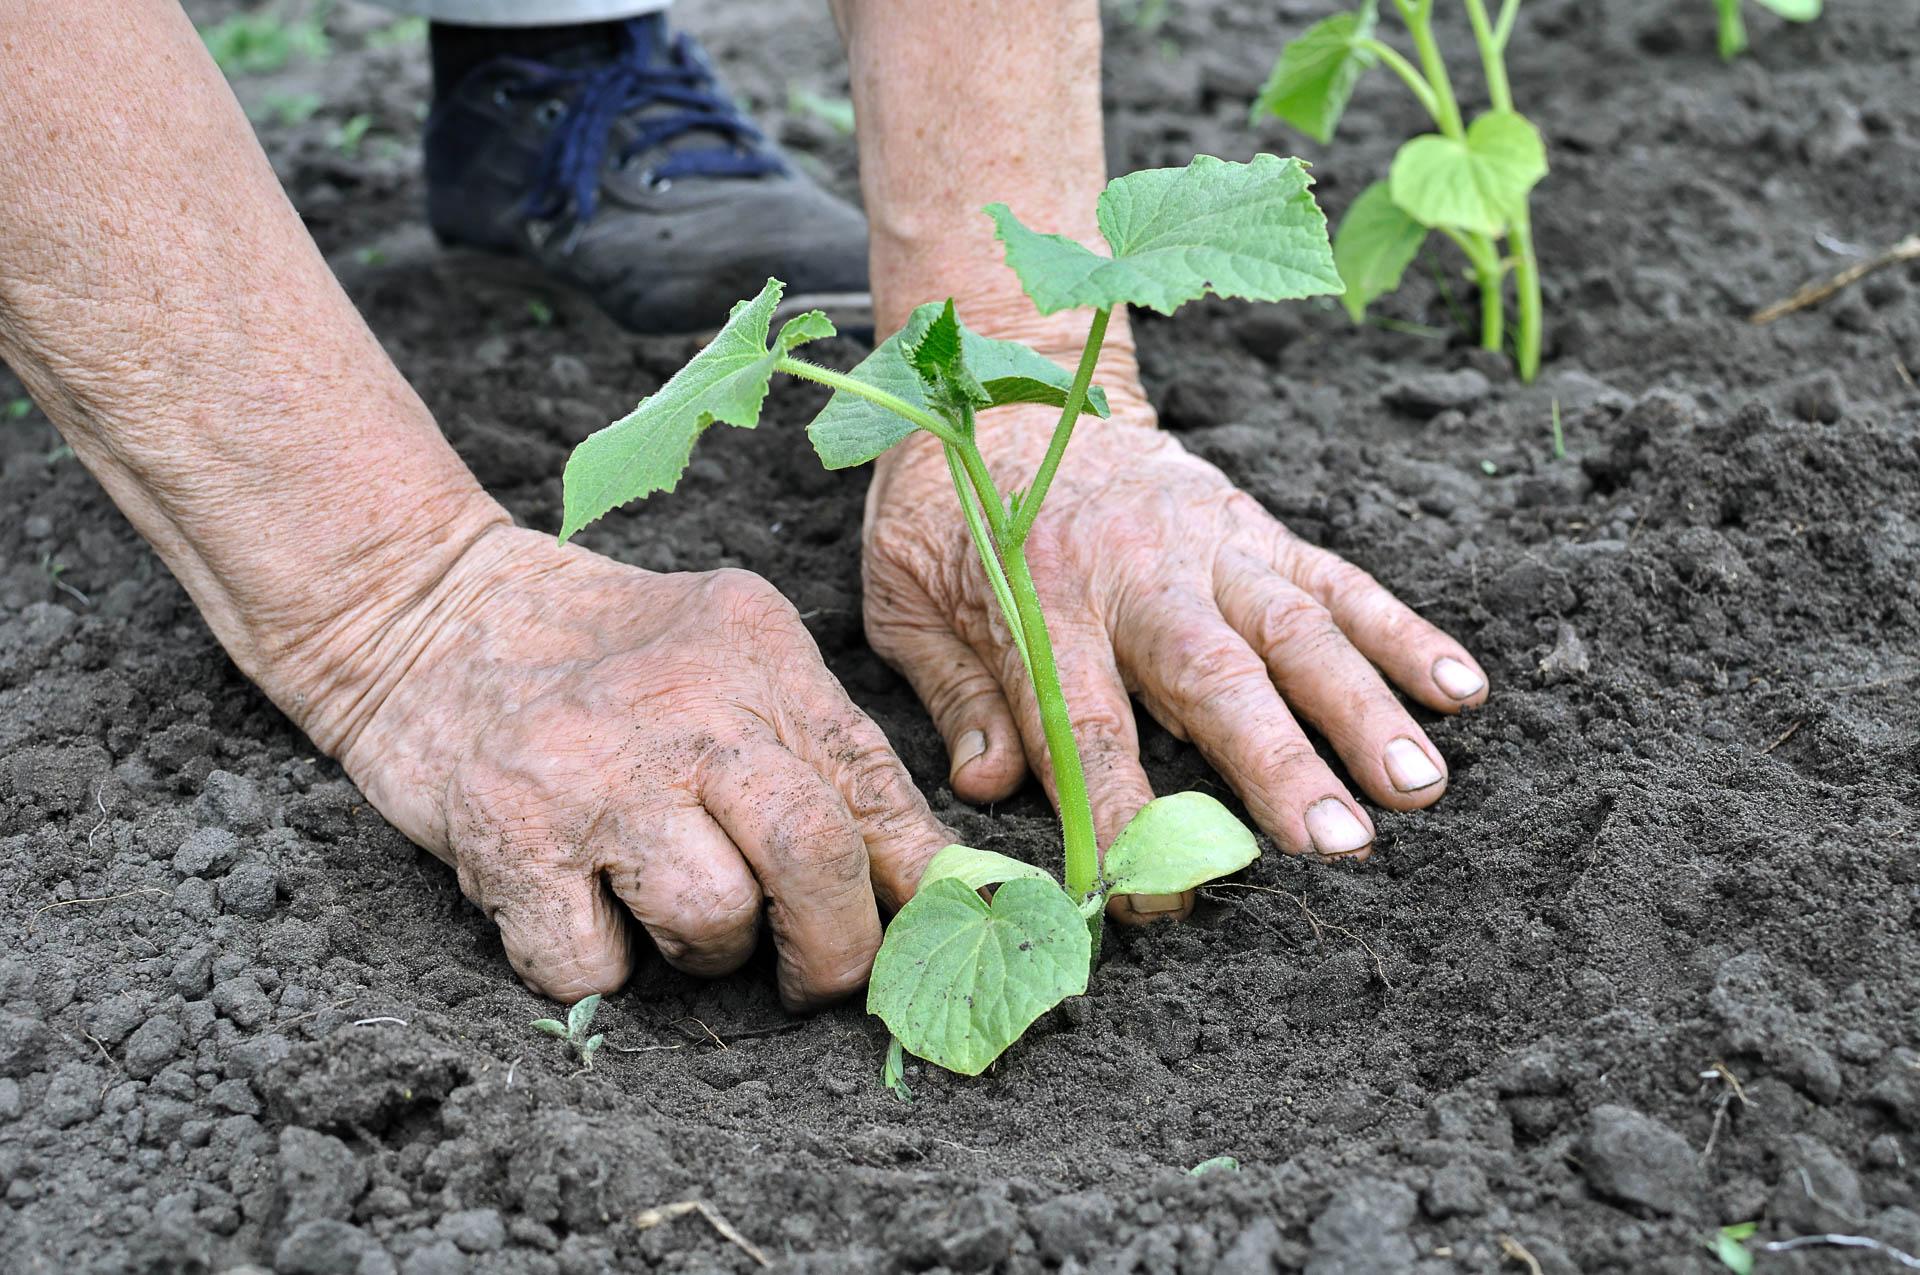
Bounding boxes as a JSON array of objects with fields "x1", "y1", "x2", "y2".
[
  {"x1": 863, "y1": 392, "x2": 1488, "y2": 919},
  {"x1": 330, "y1": 526, "x2": 947, "y2": 1006}
]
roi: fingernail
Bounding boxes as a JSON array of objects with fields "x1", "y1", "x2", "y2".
[
  {"x1": 1432, "y1": 656, "x2": 1485, "y2": 701},
  {"x1": 1129, "y1": 893, "x2": 1186, "y2": 914},
  {"x1": 1384, "y1": 737, "x2": 1444, "y2": 792},
  {"x1": 950, "y1": 729, "x2": 987, "y2": 775},
  {"x1": 1305, "y1": 799, "x2": 1372, "y2": 857}
]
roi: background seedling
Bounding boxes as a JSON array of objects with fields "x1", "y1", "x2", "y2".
[
  {"x1": 531, "y1": 993, "x2": 605, "y2": 1069},
  {"x1": 560, "y1": 154, "x2": 1342, "y2": 1078},
  {"x1": 201, "y1": 4, "x2": 332, "y2": 77},
  {"x1": 1255, "y1": 0, "x2": 1548, "y2": 379},
  {"x1": 1713, "y1": 0, "x2": 1821, "y2": 60}
]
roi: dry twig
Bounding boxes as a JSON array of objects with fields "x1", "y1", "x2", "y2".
[
  {"x1": 632, "y1": 1201, "x2": 770, "y2": 1268},
  {"x1": 1751, "y1": 233, "x2": 1920, "y2": 324},
  {"x1": 36, "y1": 887, "x2": 172, "y2": 915},
  {"x1": 1499, "y1": 1234, "x2": 1545, "y2": 1275}
]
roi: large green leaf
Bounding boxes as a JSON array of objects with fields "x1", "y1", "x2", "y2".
[
  {"x1": 1332, "y1": 180, "x2": 1429, "y2": 323},
  {"x1": 560, "y1": 279, "x2": 831, "y2": 539},
  {"x1": 987, "y1": 154, "x2": 1343, "y2": 317},
  {"x1": 806, "y1": 301, "x2": 1110, "y2": 470},
  {"x1": 1388, "y1": 112, "x2": 1547, "y2": 238},
  {"x1": 918, "y1": 844, "x2": 1056, "y2": 892},
  {"x1": 867, "y1": 876, "x2": 1090, "y2": 1076},
  {"x1": 1251, "y1": 4, "x2": 1378, "y2": 144},
  {"x1": 1102, "y1": 792, "x2": 1260, "y2": 896}
]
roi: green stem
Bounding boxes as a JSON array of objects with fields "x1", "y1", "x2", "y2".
[
  {"x1": 1356, "y1": 38, "x2": 1441, "y2": 124},
  {"x1": 1493, "y1": 0, "x2": 1520, "y2": 50},
  {"x1": 945, "y1": 444, "x2": 1030, "y2": 669},
  {"x1": 776, "y1": 357, "x2": 967, "y2": 452},
  {"x1": 1461, "y1": 0, "x2": 1512, "y2": 112},
  {"x1": 1397, "y1": 0, "x2": 1464, "y2": 138},
  {"x1": 1008, "y1": 308, "x2": 1108, "y2": 547},
  {"x1": 1440, "y1": 227, "x2": 1506, "y2": 351},
  {"x1": 1509, "y1": 207, "x2": 1542, "y2": 381},
  {"x1": 1001, "y1": 546, "x2": 1099, "y2": 901}
]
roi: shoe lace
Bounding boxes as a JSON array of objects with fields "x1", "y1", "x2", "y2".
[{"x1": 504, "y1": 18, "x2": 786, "y2": 227}]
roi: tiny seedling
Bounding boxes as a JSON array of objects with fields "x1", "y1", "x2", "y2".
[
  {"x1": 559, "y1": 154, "x2": 1342, "y2": 1077},
  {"x1": 6, "y1": 398, "x2": 31, "y2": 420},
  {"x1": 201, "y1": 7, "x2": 331, "y2": 77},
  {"x1": 786, "y1": 87, "x2": 856, "y2": 137},
  {"x1": 1189, "y1": 1155, "x2": 1240, "y2": 1176},
  {"x1": 1713, "y1": 0, "x2": 1821, "y2": 60},
  {"x1": 881, "y1": 1036, "x2": 912, "y2": 1104},
  {"x1": 331, "y1": 113, "x2": 374, "y2": 158},
  {"x1": 531, "y1": 993, "x2": 605, "y2": 1070},
  {"x1": 1255, "y1": 0, "x2": 1548, "y2": 380}
]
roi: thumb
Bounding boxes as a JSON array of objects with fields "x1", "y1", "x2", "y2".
[{"x1": 867, "y1": 586, "x2": 1026, "y2": 805}]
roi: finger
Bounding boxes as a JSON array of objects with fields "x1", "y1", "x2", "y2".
[
  {"x1": 986, "y1": 608, "x2": 1181, "y2": 924},
  {"x1": 1216, "y1": 553, "x2": 1449, "y2": 812},
  {"x1": 865, "y1": 575, "x2": 1026, "y2": 803},
  {"x1": 1274, "y1": 535, "x2": 1490, "y2": 713},
  {"x1": 1119, "y1": 598, "x2": 1377, "y2": 863},
  {"x1": 598, "y1": 804, "x2": 764, "y2": 978},
  {"x1": 464, "y1": 858, "x2": 634, "y2": 1002},
  {"x1": 698, "y1": 733, "x2": 881, "y2": 1010},
  {"x1": 775, "y1": 687, "x2": 953, "y2": 913}
]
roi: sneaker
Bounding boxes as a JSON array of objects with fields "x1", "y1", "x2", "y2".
[{"x1": 423, "y1": 16, "x2": 870, "y2": 337}]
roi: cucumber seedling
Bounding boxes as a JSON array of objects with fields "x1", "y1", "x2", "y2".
[
  {"x1": 1712, "y1": 0, "x2": 1821, "y2": 60},
  {"x1": 531, "y1": 993, "x2": 605, "y2": 1070},
  {"x1": 558, "y1": 153, "x2": 1343, "y2": 1078},
  {"x1": 1254, "y1": 0, "x2": 1548, "y2": 379}
]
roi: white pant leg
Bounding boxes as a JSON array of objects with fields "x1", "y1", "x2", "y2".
[{"x1": 368, "y1": 0, "x2": 669, "y2": 25}]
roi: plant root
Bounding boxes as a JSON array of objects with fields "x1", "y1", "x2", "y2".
[
  {"x1": 1751, "y1": 233, "x2": 1920, "y2": 324},
  {"x1": 1499, "y1": 1234, "x2": 1544, "y2": 1275},
  {"x1": 631, "y1": 1201, "x2": 771, "y2": 1268},
  {"x1": 1202, "y1": 883, "x2": 1395, "y2": 988}
]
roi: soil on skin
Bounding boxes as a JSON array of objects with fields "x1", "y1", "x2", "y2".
[{"x1": 3, "y1": 1, "x2": 1916, "y2": 1272}]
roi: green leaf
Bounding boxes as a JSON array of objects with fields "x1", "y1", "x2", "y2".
[
  {"x1": 561, "y1": 278, "x2": 832, "y2": 539},
  {"x1": 867, "y1": 876, "x2": 1091, "y2": 1076},
  {"x1": 1712, "y1": 1224, "x2": 1756, "y2": 1275},
  {"x1": 919, "y1": 844, "x2": 1056, "y2": 892},
  {"x1": 580, "y1": 1034, "x2": 604, "y2": 1068},
  {"x1": 566, "y1": 993, "x2": 601, "y2": 1039},
  {"x1": 807, "y1": 302, "x2": 1110, "y2": 470},
  {"x1": 1189, "y1": 1155, "x2": 1240, "y2": 1175},
  {"x1": 1102, "y1": 792, "x2": 1260, "y2": 896},
  {"x1": 988, "y1": 154, "x2": 1343, "y2": 316},
  {"x1": 1251, "y1": 4, "x2": 1379, "y2": 144},
  {"x1": 881, "y1": 1036, "x2": 913, "y2": 1104},
  {"x1": 1751, "y1": 0, "x2": 1820, "y2": 20},
  {"x1": 1332, "y1": 181, "x2": 1429, "y2": 323},
  {"x1": 905, "y1": 299, "x2": 991, "y2": 415},
  {"x1": 530, "y1": 1019, "x2": 568, "y2": 1038},
  {"x1": 1714, "y1": 0, "x2": 1749, "y2": 58},
  {"x1": 1389, "y1": 112, "x2": 1547, "y2": 237}
]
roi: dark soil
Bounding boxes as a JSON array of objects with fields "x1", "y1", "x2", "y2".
[{"x1": 3, "y1": 1, "x2": 1917, "y2": 1272}]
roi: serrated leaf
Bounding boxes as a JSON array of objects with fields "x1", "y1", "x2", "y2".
[
  {"x1": 560, "y1": 278, "x2": 832, "y2": 539},
  {"x1": 867, "y1": 876, "x2": 1091, "y2": 1076},
  {"x1": 1333, "y1": 180, "x2": 1429, "y2": 323},
  {"x1": 531, "y1": 1019, "x2": 568, "y2": 1037},
  {"x1": 906, "y1": 299, "x2": 991, "y2": 414},
  {"x1": 919, "y1": 843, "x2": 1056, "y2": 892},
  {"x1": 1251, "y1": 4, "x2": 1378, "y2": 144},
  {"x1": 807, "y1": 302, "x2": 1110, "y2": 469},
  {"x1": 1102, "y1": 792, "x2": 1260, "y2": 896},
  {"x1": 1751, "y1": 0, "x2": 1819, "y2": 19},
  {"x1": 987, "y1": 154, "x2": 1342, "y2": 316},
  {"x1": 1388, "y1": 112, "x2": 1547, "y2": 237},
  {"x1": 566, "y1": 993, "x2": 601, "y2": 1038}
]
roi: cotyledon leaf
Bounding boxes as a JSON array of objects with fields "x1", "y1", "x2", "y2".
[
  {"x1": 807, "y1": 300, "x2": 1110, "y2": 470},
  {"x1": 559, "y1": 278, "x2": 831, "y2": 540},
  {"x1": 1388, "y1": 111, "x2": 1547, "y2": 238},
  {"x1": 867, "y1": 876, "x2": 1090, "y2": 1076},
  {"x1": 986, "y1": 153, "x2": 1343, "y2": 316},
  {"x1": 918, "y1": 843, "x2": 1056, "y2": 892},
  {"x1": 1332, "y1": 180, "x2": 1429, "y2": 323},
  {"x1": 1102, "y1": 792, "x2": 1260, "y2": 897},
  {"x1": 1251, "y1": 3, "x2": 1379, "y2": 144}
]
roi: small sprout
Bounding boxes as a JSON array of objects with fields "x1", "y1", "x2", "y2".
[
  {"x1": 254, "y1": 92, "x2": 322, "y2": 128},
  {"x1": 6, "y1": 398, "x2": 32, "y2": 420},
  {"x1": 786, "y1": 87, "x2": 855, "y2": 136},
  {"x1": 354, "y1": 247, "x2": 387, "y2": 267},
  {"x1": 527, "y1": 299, "x2": 555, "y2": 327},
  {"x1": 1712, "y1": 1221, "x2": 1757, "y2": 1275},
  {"x1": 366, "y1": 16, "x2": 427, "y2": 49},
  {"x1": 1480, "y1": 458, "x2": 1499, "y2": 476},
  {"x1": 881, "y1": 1036, "x2": 912, "y2": 1104},
  {"x1": 529, "y1": 993, "x2": 604, "y2": 1069},
  {"x1": 201, "y1": 10, "x2": 330, "y2": 77},
  {"x1": 1714, "y1": 0, "x2": 1821, "y2": 60},
  {"x1": 561, "y1": 155, "x2": 1337, "y2": 1078},
  {"x1": 332, "y1": 113, "x2": 374, "y2": 157},
  {"x1": 1549, "y1": 397, "x2": 1565, "y2": 460},
  {"x1": 1189, "y1": 1155, "x2": 1240, "y2": 1176}
]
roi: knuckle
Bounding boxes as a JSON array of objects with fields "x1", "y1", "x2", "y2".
[
  {"x1": 1159, "y1": 628, "x2": 1252, "y2": 704},
  {"x1": 1255, "y1": 590, "x2": 1343, "y2": 657},
  {"x1": 1238, "y1": 735, "x2": 1327, "y2": 789}
]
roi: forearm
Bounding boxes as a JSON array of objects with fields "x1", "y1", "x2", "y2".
[
  {"x1": 831, "y1": 0, "x2": 1143, "y2": 404},
  {"x1": 0, "y1": 1, "x2": 506, "y2": 752}
]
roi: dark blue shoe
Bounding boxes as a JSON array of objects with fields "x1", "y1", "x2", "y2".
[{"x1": 423, "y1": 16, "x2": 870, "y2": 336}]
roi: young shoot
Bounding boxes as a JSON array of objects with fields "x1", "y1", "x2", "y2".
[
  {"x1": 1255, "y1": 0, "x2": 1548, "y2": 380},
  {"x1": 531, "y1": 993, "x2": 605, "y2": 1070},
  {"x1": 1712, "y1": 0, "x2": 1821, "y2": 60},
  {"x1": 559, "y1": 154, "x2": 1343, "y2": 1078}
]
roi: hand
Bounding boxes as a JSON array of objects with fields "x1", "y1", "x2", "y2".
[
  {"x1": 862, "y1": 390, "x2": 1488, "y2": 919},
  {"x1": 321, "y1": 526, "x2": 948, "y2": 1007}
]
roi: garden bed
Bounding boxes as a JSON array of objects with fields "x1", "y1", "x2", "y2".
[{"x1": 1, "y1": 0, "x2": 1915, "y2": 1271}]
